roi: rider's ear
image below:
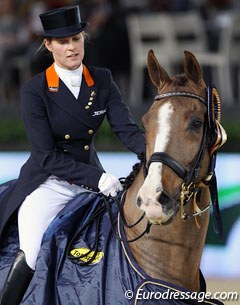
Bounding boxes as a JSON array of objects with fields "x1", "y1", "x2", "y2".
[
  {"x1": 184, "y1": 50, "x2": 205, "y2": 87},
  {"x1": 44, "y1": 38, "x2": 53, "y2": 53},
  {"x1": 147, "y1": 49, "x2": 171, "y2": 89}
]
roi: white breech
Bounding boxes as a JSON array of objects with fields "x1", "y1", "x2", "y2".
[{"x1": 18, "y1": 176, "x2": 89, "y2": 270}]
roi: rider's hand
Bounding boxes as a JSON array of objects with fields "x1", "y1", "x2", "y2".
[{"x1": 98, "y1": 173, "x2": 123, "y2": 197}]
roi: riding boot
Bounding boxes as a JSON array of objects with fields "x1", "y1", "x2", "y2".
[{"x1": 0, "y1": 250, "x2": 34, "y2": 305}]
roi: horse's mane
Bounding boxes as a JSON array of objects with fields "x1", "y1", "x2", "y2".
[{"x1": 122, "y1": 153, "x2": 145, "y2": 189}]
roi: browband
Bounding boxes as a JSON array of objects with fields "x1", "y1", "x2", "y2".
[{"x1": 155, "y1": 91, "x2": 207, "y2": 105}]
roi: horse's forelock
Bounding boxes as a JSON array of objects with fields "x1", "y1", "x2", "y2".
[{"x1": 172, "y1": 74, "x2": 188, "y2": 87}]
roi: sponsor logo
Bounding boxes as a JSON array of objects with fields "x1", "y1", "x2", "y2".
[
  {"x1": 92, "y1": 109, "x2": 106, "y2": 117},
  {"x1": 70, "y1": 247, "x2": 104, "y2": 264}
]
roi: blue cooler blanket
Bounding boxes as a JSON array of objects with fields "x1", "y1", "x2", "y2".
[{"x1": 0, "y1": 181, "x2": 224, "y2": 305}]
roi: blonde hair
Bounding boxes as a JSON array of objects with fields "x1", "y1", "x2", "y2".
[{"x1": 36, "y1": 31, "x2": 88, "y2": 54}]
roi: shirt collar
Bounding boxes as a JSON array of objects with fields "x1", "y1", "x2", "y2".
[{"x1": 54, "y1": 63, "x2": 83, "y2": 83}]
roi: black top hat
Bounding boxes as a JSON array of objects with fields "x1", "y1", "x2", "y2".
[{"x1": 39, "y1": 6, "x2": 87, "y2": 38}]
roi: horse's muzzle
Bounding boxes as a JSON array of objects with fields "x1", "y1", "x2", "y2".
[{"x1": 136, "y1": 190, "x2": 177, "y2": 225}]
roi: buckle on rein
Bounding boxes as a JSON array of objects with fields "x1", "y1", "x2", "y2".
[{"x1": 179, "y1": 182, "x2": 211, "y2": 229}]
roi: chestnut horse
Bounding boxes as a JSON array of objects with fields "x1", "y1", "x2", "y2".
[
  {"x1": 123, "y1": 49, "x2": 226, "y2": 292},
  {"x1": 0, "y1": 50, "x2": 227, "y2": 304}
]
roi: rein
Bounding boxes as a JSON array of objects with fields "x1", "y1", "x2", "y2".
[
  {"x1": 105, "y1": 194, "x2": 152, "y2": 243},
  {"x1": 66, "y1": 192, "x2": 152, "y2": 266}
]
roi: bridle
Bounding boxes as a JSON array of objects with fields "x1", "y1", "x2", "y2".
[
  {"x1": 149, "y1": 92, "x2": 208, "y2": 177},
  {"x1": 145, "y1": 90, "x2": 221, "y2": 228}
]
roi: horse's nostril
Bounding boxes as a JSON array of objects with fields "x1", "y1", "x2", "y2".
[
  {"x1": 137, "y1": 196, "x2": 142, "y2": 207},
  {"x1": 158, "y1": 192, "x2": 172, "y2": 210}
]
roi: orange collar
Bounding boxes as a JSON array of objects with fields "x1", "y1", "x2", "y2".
[{"x1": 46, "y1": 64, "x2": 94, "y2": 92}]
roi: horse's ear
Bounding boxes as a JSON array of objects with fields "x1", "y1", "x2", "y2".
[
  {"x1": 147, "y1": 49, "x2": 171, "y2": 89},
  {"x1": 184, "y1": 51, "x2": 205, "y2": 86}
]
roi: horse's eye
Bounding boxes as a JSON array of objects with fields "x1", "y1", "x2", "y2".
[{"x1": 190, "y1": 119, "x2": 203, "y2": 130}]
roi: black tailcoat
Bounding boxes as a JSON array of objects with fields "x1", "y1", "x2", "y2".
[{"x1": 0, "y1": 64, "x2": 145, "y2": 237}]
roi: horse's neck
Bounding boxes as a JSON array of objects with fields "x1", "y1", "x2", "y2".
[{"x1": 124, "y1": 172, "x2": 210, "y2": 292}]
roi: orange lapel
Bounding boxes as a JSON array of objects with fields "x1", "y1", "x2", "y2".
[
  {"x1": 46, "y1": 64, "x2": 94, "y2": 92},
  {"x1": 46, "y1": 64, "x2": 59, "y2": 92}
]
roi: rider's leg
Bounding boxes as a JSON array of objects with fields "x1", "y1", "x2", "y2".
[
  {"x1": 18, "y1": 177, "x2": 84, "y2": 269},
  {"x1": 0, "y1": 176, "x2": 86, "y2": 305},
  {"x1": 0, "y1": 250, "x2": 33, "y2": 305}
]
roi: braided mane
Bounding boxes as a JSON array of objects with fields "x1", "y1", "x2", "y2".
[{"x1": 122, "y1": 153, "x2": 145, "y2": 189}]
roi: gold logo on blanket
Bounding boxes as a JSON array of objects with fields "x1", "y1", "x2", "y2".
[{"x1": 70, "y1": 247, "x2": 104, "y2": 264}]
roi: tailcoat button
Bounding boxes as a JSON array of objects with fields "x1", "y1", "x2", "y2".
[
  {"x1": 84, "y1": 145, "x2": 89, "y2": 151},
  {"x1": 88, "y1": 129, "x2": 94, "y2": 135},
  {"x1": 64, "y1": 134, "x2": 70, "y2": 140},
  {"x1": 85, "y1": 105, "x2": 90, "y2": 109}
]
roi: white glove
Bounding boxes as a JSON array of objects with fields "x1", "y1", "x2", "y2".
[{"x1": 98, "y1": 173, "x2": 123, "y2": 197}]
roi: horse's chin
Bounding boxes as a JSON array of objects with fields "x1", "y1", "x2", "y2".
[
  {"x1": 149, "y1": 215, "x2": 174, "y2": 225},
  {"x1": 144, "y1": 208, "x2": 175, "y2": 225}
]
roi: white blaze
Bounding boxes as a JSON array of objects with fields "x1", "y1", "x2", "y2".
[
  {"x1": 147, "y1": 102, "x2": 174, "y2": 189},
  {"x1": 137, "y1": 101, "x2": 174, "y2": 223},
  {"x1": 154, "y1": 102, "x2": 173, "y2": 152},
  {"x1": 155, "y1": 102, "x2": 173, "y2": 152}
]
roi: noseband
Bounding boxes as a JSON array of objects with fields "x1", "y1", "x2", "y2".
[{"x1": 145, "y1": 91, "x2": 218, "y2": 227}]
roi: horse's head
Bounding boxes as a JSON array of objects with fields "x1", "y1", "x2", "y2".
[{"x1": 137, "y1": 49, "x2": 226, "y2": 225}]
